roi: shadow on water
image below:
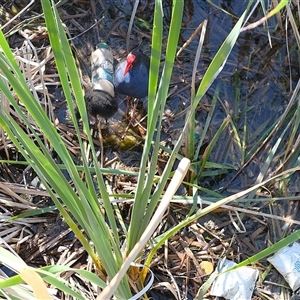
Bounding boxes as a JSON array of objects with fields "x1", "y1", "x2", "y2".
[{"x1": 144, "y1": 0, "x2": 297, "y2": 194}]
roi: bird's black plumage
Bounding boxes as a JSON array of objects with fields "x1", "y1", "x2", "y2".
[{"x1": 83, "y1": 89, "x2": 118, "y2": 120}]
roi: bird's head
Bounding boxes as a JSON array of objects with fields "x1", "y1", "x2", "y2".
[{"x1": 123, "y1": 52, "x2": 136, "y2": 75}]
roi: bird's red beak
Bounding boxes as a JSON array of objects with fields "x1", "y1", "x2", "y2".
[{"x1": 123, "y1": 53, "x2": 136, "y2": 75}]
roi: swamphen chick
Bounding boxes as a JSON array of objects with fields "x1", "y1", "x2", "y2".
[{"x1": 114, "y1": 49, "x2": 150, "y2": 99}]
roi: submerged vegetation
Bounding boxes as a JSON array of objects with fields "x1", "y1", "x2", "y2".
[{"x1": 0, "y1": 0, "x2": 299, "y2": 299}]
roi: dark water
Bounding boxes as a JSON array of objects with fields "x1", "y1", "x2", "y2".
[{"x1": 157, "y1": 0, "x2": 296, "y2": 193}]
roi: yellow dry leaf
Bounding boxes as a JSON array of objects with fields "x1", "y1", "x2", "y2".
[
  {"x1": 19, "y1": 267, "x2": 51, "y2": 300},
  {"x1": 200, "y1": 261, "x2": 214, "y2": 275}
]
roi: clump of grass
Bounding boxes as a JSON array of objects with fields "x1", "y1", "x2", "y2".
[{"x1": 0, "y1": 0, "x2": 298, "y2": 299}]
